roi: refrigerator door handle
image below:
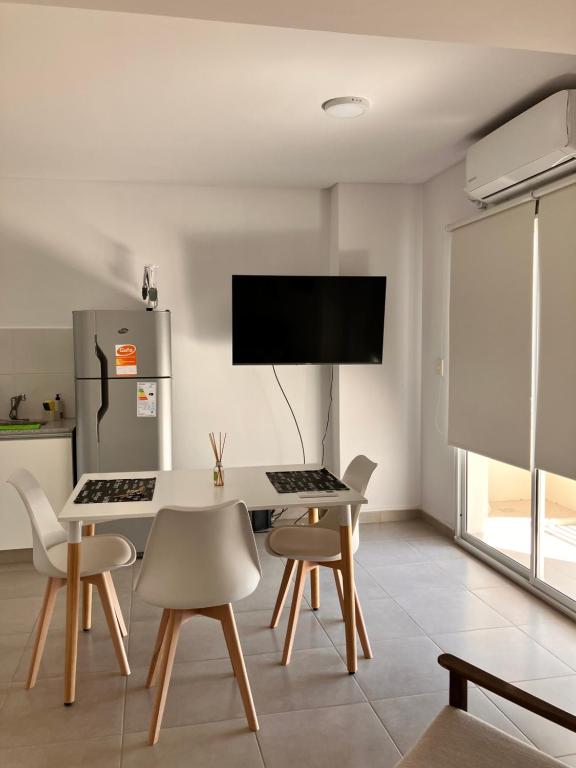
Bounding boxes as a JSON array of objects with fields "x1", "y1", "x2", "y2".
[{"x1": 95, "y1": 335, "x2": 109, "y2": 441}]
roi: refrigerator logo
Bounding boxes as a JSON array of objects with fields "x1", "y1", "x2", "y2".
[{"x1": 115, "y1": 344, "x2": 137, "y2": 376}]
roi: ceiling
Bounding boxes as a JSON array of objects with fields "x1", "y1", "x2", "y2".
[
  {"x1": 1, "y1": 3, "x2": 575, "y2": 186},
  {"x1": 11, "y1": 0, "x2": 576, "y2": 55}
]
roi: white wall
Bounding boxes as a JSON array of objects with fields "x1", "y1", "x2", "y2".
[
  {"x1": 0, "y1": 179, "x2": 331, "y2": 472},
  {"x1": 330, "y1": 184, "x2": 423, "y2": 513},
  {"x1": 420, "y1": 163, "x2": 476, "y2": 528}
]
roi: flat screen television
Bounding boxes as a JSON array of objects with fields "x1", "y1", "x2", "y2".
[{"x1": 232, "y1": 275, "x2": 386, "y2": 365}]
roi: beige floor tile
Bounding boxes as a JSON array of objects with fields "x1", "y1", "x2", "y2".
[
  {"x1": 0, "y1": 634, "x2": 30, "y2": 683},
  {"x1": 130, "y1": 594, "x2": 163, "y2": 623},
  {"x1": 395, "y1": 587, "x2": 511, "y2": 634},
  {"x1": 257, "y1": 703, "x2": 401, "y2": 768},
  {"x1": 0, "y1": 597, "x2": 42, "y2": 636},
  {"x1": 13, "y1": 627, "x2": 127, "y2": 682},
  {"x1": 473, "y1": 584, "x2": 560, "y2": 625},
  {"x1": 0, "y1": 735, "x2": 121, "y2": 767},
  {"x1": 237, "y1": 608, "x2": 331, "y2": 656},
  {"x1": 358, "y1": 520, "x2": 439, "y2": 541},
  {"x1": 245, "y1": 647, "x2": 366, "y2": 715},
  {"x1": 124, "y1": 660, "x2": 246, "y2": 733},
  {"x1": 409, "y1": 538, "x2": 468, "y2": 562},
  {"x1": 435, "y1": 556, "x2": 512, "y2": 589},
  {"x1": 519, "y1": 612, "x2": 576, "y2": 672},
  {"x1": 560, "y1": 756, "x2": 576, "y2": 766},
  {"x1": 485, "y1": 676, "x2": 576, "y2": 757},
  {"x1": 0, "y1": 571, "x2": 47, "y2": 600},
  {"x1": 431, "y1": 626, "x2": 572, "y2": 682},
  {"x1": 317, "y1": 598, "x2": 423, "y2": 645},
  {"x1": 337, "y1": 636, "x2": 447, "y2": 701},
  {"x1": 365, "y1": 562, "x2": 460, "y2": 598},
  {"x1": 372, "y1": 689, "x2": 529, "y2": 755},
  {"x1": 355, "y1": 541, "x2": 428, "y2": 568},
  {"x1": 304, "y1": 563, "x2": 388, "y2": 605},
  {"x1": 122, "y1": 719, "x2": 264, "y2": 767},
  {"x1": 0, "y1": 673, "x2": 126, "y2": 748}
]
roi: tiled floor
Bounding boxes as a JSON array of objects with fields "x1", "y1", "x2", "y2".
[{"x1": 1, "y1": 519, "x2": 576, "y2": 766}]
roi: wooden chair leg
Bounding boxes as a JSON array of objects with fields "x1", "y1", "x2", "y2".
[
  {"x1": 146, "y1": 609, "x2": 170, "y2": 688},
  {"x1": 104, "y1": 571, "x2": 128, "y2": 638},
  {"x1": 27, "y1": 577, "x2": 64, "y2": 689},
  {"x1": 308, "y1": 508, "x2": 320, "y2": 609},
  {"x1": 81, "y1": 524, "x2": 95, "y2": 631},
  {"x1": 219, "y1": 604, "x2": 258, "y2": 731},
  {"x1": 93, "y1": 573, "x2": 130, "y2": 676},
  {"x1": 281, "y1": 560, "x2": 307, "y2": 666},
  {"x1": 270, "y1": 559, "x2": 296, "y2": 628},
  {"x1": 340, "y1": 525, "x2": 357, "y2": 674},
  {"x1": 149, "y1": 609, "x2": 184, "y2": 745},
  {"x1": 333, "y1": 569, "x2": 372, "y2": 659},
  {"x1": 354, "y1": 588, "x2": 373, "y2": 659}
]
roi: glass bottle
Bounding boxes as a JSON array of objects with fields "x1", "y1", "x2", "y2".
[{"x1": 213, "y1": 460, "x2": 224, "y2": 487}]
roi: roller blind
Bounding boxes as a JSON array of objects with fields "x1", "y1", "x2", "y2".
[
  {"x1": 534, "y1": 183, "x2": 576, "y2": 480},
  {"x1": 448, "y1": 201, "x2": 535, "y2": 468}
]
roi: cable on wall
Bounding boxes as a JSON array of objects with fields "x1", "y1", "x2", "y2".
[
  {"x1": 272, "y1": 364, "x2": 306, "y2": 464},
  {"x1": 321, "y1": 365, "x2": 334, "y2": 465}
]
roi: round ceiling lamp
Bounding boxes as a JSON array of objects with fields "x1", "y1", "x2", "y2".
[{"x1": 321, "y1": 96, "x2": 369, "y2": 118}]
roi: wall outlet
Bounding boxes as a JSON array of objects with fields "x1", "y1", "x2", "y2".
[{"x1": 435, "y1": 358, "x2": 445, "y2": 377}]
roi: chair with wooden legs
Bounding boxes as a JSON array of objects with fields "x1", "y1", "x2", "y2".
[
  {"x1": 7, "y1": 469, "x2": 136, "y2": 688},
  {"x1": 266, "y1": 455, "x2": 377, "y2": 670},
  {"x1": 134, "y1": 500, "x2": 262, "y2": 746}
]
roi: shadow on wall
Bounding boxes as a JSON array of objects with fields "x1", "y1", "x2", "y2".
[
  {"x1": 0, "y1": 226, "x2": 142, "y2": 325},
  {"x1": 179, "y1": 231, "x2": 327, "y2": 341}
]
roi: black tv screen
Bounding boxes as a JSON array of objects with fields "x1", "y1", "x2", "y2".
[{"x1": 232, "y1": 275, "x2": 386, "y2": 365}]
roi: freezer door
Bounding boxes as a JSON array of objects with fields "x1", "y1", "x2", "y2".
[
  {"x1": 73, "y1": 310, "x2": 172, "y2": 379},
  {"x1": 75, "y1": 377, "x2": 172, "y2": 475}
]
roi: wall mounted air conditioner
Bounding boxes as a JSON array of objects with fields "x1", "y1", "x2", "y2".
[{"x1": 466, "y1": 90, "x2": 576, "y2": 204}]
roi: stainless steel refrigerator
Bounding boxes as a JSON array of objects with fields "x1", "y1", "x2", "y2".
[{"x1": 73, "y1": 309, "x2": 172, "y2": 551}]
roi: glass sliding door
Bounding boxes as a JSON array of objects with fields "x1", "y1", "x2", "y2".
[
  {"x1": 461, "y1": 454, "x2": 576, "y2": 614},
  {"x1": 537, "y1": 471, "x2": 576, "y2": 602},
  {"x1": 465, "y1": 452, "x2": 532, "y2": 571}
]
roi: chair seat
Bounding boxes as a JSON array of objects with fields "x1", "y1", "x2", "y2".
[
  {"x1": 47, "y1": 534, "x2": 136, "y2": 578},
  {"x1": 266, "y1": 525, "x2": 341, "y2": 562},
  {"x1": 395, "y1": 706, "x2": 565, "y2": 768}
]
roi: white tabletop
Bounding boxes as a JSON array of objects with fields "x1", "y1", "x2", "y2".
[{"x1": 58, "y1": 464, "x2": 367, "y2": 525}]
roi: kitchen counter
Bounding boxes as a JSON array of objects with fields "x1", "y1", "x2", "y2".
[{"x1": 0, "y1": 418, "x2": 76, "y2": 440}]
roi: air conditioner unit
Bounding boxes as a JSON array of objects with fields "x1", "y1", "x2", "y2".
[{"x1": 466, "y1": 90, "x2": 576, "y2": 203}]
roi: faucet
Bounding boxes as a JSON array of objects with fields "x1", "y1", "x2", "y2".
[{"x1": 9, "y1": 394, "x2": 26, "y2": 421}]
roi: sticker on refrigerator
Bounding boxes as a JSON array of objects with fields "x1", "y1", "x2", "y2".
[
  {"x1": 137, "y1": 382, "x2": 157, "y2": 417},
  {"x1": 115, "y1": 343, "x2": 137, "y2": 375}
]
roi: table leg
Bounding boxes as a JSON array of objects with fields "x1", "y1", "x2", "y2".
[
  {"x1": 82, "y1": 524, "x2": 95, "y2": 631},
  {"x1": 65, "y1": 521, "x2": 82, "y2": 705},
  {"x1": 340, "y1": 521, "x2": 357, "y2": 674},
  {"x1": 308, "y1": 507, "x2": 320, "y2": 610}
]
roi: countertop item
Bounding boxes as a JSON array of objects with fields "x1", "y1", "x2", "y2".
[{"x1": 0, "y1": 418, "x2": 75, "y2": 440}]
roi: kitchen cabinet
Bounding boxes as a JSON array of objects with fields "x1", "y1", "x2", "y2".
[{"x1": 0, "y1": 433, "x2": 74, "y2": 550}]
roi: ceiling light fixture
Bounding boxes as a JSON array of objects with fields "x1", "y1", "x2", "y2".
[{"x1": 321, "y1": 96, "x2": 369, "y2": 118}]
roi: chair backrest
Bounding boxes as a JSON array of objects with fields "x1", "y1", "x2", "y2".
[
  {"x1": 135, "y1": 499, "x2": 262, "y2": 610},
  {"x1": 6, "y1": 468, "x2": 67, "y2": 576},
  {"x1": 318, "y1": 455, "x2": 378, "y2": 549}
]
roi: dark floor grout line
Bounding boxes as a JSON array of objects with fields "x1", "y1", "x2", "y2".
[{"x1": 366, "y1": 699, "x2": 404, "y2": 757}]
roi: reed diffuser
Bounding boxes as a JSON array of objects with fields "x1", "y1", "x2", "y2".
[{"x1": 209, "y1": 431, "x2": 227, "y2": 487}]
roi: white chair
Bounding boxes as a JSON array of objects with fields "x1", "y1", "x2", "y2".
[
  {"x1": 395, "y1": 654, "x2": 575, "y2": 767},
  {"x1": 7, "y1": 468, "x2": 136, "y2": 688},
  {"x1": 134, "y1": 500, "x2": 262, "y2": 745},
  {"x1": 266, "y1": 455, "x2": 377, "y2": 666}
]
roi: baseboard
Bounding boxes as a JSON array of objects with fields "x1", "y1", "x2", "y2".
[
  {"x1": 0, "y1": 548, "x2": 33, "y2": 564},
  {"x1": 417, "y1": 509, "x2": 455, "y2": 538},
  {"x1": 359, "y1": 508, "x2": 419, "y2": 523}
]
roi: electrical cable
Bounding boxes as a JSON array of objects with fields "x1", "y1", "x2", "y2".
[
  {"x1": 321, "y1": 365, "x2": 334, "y2": 465},
  {"x1": 272, "y1": 364, "x2": 306, "y2": 464}
]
